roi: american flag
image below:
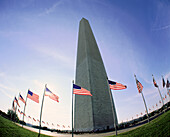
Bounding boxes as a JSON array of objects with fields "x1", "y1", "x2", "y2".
[
  {"x1": 152, "y1": 75, "x2": 158, "y2": 88},
  {"x1": 63, "y1": 125, "x2": 65, "y2": 128},
  {"x1": 12, "y1": 100, "x2": 15, "y2": 111},
  {"x1": 42, "y1": 121, "x2": 45, "y2": 124},
  {"x1": 19, "y1": 94, "x2": 26, "y2": 104},
  {"x1": 14, "y1": 97, "x2": 20, "y2": 107},
  {"x1": 108, "y1": 80, "x2": 127, "y2": 90},
  {"x1": 73, "y1": 84, "x2": 92, "y2": 96},
  {"x1": 27, "y1": 90, "x2": 39, "y2": 103},
  {"x1": 166, "y1": 79, "x2": 170, "y2": 88},
  {"x1": 45, "y1": 87, "x2": 59, "y2": 102},
  {"x1": 162, "y1": 76, "x2": 165, "y2": 88},
  {"x1": 37, "y1": 119, "x2": 40, "y2": 122},
  {"x1": 21, "y1": 111, "x2": 26, "y2": 116},
  {"x1": 28, "y1": 116, "x2": 31, "y2": 119},
  {"x1": 18, "y1": 109, "x2": 21, "y2": 113},
  {"x1": 33, "y1": 118, "x2": 36, "y2": 122},
  {"x1": 134, "y1": 75, "x2": 143, "y2": 93},
  {"x1": 57, "y1": 124, "x2": 60, "y2": 127}
]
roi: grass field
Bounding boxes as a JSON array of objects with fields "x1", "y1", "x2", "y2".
[
  {"x1": 108, "y1": 110, "x2": 170, "y2": 137},
  {"x1": 0, "y1": 116, "x2": 50, "y2": 137}
]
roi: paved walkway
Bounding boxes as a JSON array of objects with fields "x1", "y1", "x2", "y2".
[
  {"x1": 17, "y1": 110, "x2": 168, "y2": 137},
  {"x1": 18, "y1": 123, "x2": 143, "y2": 137}
]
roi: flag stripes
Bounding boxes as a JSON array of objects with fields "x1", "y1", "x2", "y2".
[
  {"x1": 14, "y1": 97, "x2": 20, "y2": 107},
  {"x1": 108, "y1": 80, "x2": 127, "y2": 90},
  {"x1": 136, "y1": 80, "x2": 143, "y2": 93},
  {"x1": 73, "y1": 84, "x2": 92, "y2": 96},
  {"x1": 152, "y1": 75, "x2": 158, "y2": 88},
  {"x1": 134, "y1": 75, "x2": 143, "y2": 93},
  {"x1": 45, "y1": 87, "x2": 59, "y2": 102},
  {"x1": 27, "y1": 90, "x2": 39, "y2": 103},
  {"x1": 19, "y1": 94, "x2": 26, "y2": 104}
]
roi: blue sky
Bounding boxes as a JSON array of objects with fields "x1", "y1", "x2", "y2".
[{"x1": 0, "y1": 0, "x2": 170, "y2": 129}]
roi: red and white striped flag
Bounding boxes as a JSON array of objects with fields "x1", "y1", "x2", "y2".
[
  {"x1": 19, "y1": 94, "x2": 26, "y2": 104},
  {"x1": 18, "y1": 109, "x2": 21, "y2": 113},
  {"x1": 14, "y1": 97, "x2": 20, "y2": 107},
  {"x1": 152, "y1": 75, "x2": 158, "y2": 88},
  {"x1": 73, "y1": 84, "x2": 92, "y2": 96},
  {"x1": 134, "y1": 75, "x2": 143, "y2": 93},
  {"x1": 108, "y1": 80, "x2": 127, "y2": 90},
  {"x1": 45, "y1": 87, "x2": 59, "y2": 102},
  {"x1": 27, "y1": 90, "x2": 39, "y2": 103},
  {"x1": 12, "y1": 100, "x2": 15, "y2": 111}
]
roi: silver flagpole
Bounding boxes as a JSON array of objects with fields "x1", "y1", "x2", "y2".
[
  {"x1": 141, "y1": 92, "x2": 150, "y2": 122},
  {"x1": 22, "y1": 90, "x2": 28, "y2": 127},
  {"x1": 134, "y1": 75, "x2": 150, "y2": 123},
  {"x1": 72, "y1": 80, "x2": 74, "y2": 137},
  {"x1": 107, "y1": 79, "x2": 117, "y2": 136},
  {"x1": 38, "y1": 84, "x2": 47, "y2": 137},
  {"x1": 152, "y1": 75, "x2": 164, "y2": 107},
  {"x1": 158, "y1": 87, "x2": 164, "y2": 106},
  {"x1": 109, "y1": 88, "x2": 117, "y2": 136},
  {"x1": 15, "y1": 93, "x2": 20, "y2": 122}
]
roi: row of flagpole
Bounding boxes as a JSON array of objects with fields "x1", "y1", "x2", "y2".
[
  {"x1": 12, "y1": 84, "x2": 60, "y2": 137},
  {"x1": 16, "y1": 109, "x2": 70, "y2": 129},
  {"x1": 134, "y1": 74, "x2": 170, "y2": 124},
  {"x1": 11, "y1": 74, "x2": 169, "y2": 136},
  {"x1": 122, "y1": 95, "x2": 170, "y2": 123}
]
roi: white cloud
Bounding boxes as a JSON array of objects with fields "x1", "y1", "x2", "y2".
[
  {"x1": 0, "y1": 84, "x2": 18, "y2": 94},
  {"x1": 0, "y1": 89, "x2": 13, "y2": 99},
  {"x1": 39, "y1": 0, "x2": 63, "y2": 16},
  {"x1": 30, "y1": 44, "x2": 74, "y2": 68}
]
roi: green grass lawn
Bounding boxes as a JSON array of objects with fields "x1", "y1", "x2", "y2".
[
  {"x1": 108, "y1": 110, "x2": 170, "y2": 137},
  {"x1": 0, "y1": 116, "x2": 50, "y2": 137}
]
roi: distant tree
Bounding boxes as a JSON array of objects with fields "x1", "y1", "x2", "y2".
[{"x1": 7, "y1": 109, "x2": 19, "y2": 122}]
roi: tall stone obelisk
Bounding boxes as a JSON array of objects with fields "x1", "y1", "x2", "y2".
[{"x1": 74, "y1": 18, "x2": 118, "y2": 132}]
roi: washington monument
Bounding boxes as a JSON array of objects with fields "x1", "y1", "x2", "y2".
[{"x1": 74, "y1": 18, "x2": 118, "y2": 132}]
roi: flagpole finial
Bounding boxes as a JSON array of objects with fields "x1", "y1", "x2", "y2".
[
  {"x1": 45, "y1": 84, "x2": 47, "y2": 88},
  {"x1": 134, "y1": 74, "x2": 136, "y2": 77},
  {"x1": 72, "y1": 80, "x2": 74, "y2": 84}
]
